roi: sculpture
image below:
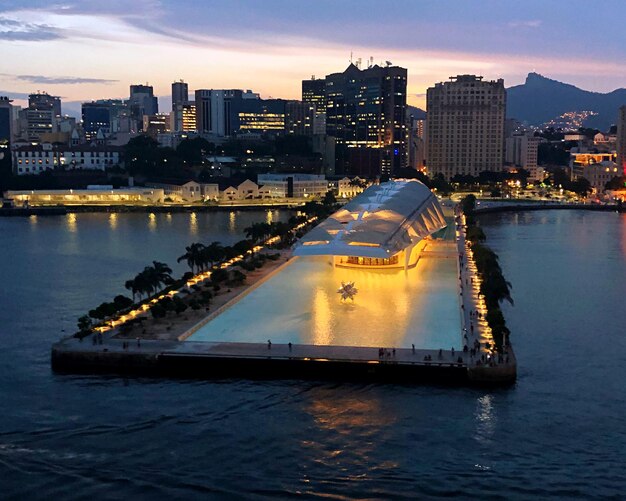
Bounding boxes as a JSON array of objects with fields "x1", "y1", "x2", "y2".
[{"x1": 337, "y1": 281, "x2": 358, "y2": 301}]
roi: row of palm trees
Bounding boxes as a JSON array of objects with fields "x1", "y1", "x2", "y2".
[
  {"x1": 124, "y1": 261, "x2": 174, "y2": 302},
  {"x1": 177, "y1": 242, "x2": 227, "y2": 274}
]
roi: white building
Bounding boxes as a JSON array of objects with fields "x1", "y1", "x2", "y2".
[
  {"x1": 505, "y1": 133, "x2": 541, "y2": 173},
  {"x1": 336, "y1": 177, "x2": 367, "y2": 198},
  {"x1": 5, "y1": 187, "x2": 164, "y2": 205},
  {"x1": 13, "y1": 144, "x2": 123, "y2": 175},
  {"x1": 426, "y1": 75, "x2": 506, "y2": 179},
  {"x1": 257, "y1": 173, "x2": 328, "y2": 198},
  {"x1": 146, "y1": 181, "x2": 219, "y2": 202},
  {"x1": 295, "y1": 180, "x2": 446, "y2": 270}
]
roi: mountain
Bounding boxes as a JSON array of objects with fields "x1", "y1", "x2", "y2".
[
  {"x1": 407, "y1": 105, "x2": 426, "y2": 120},
  {"x1": 506, "y1": 73, "x2": 626, "y2": 129}
]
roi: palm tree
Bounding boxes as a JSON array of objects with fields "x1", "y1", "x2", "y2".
[
  {"x1": 178, "y1": 243, "x2": 205, "y2": 273},
  {"x1": 150, "y1": 261, "x2": 173, "y2": 291},
  {"x1": 201, "y1": 242, "x2": 225, "y2": 269}
]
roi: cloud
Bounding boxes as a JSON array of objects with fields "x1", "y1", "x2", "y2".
[
  {"x1": 508, "y1": 20, "x2": 542, "y2": 28},
  {"x1": 13, "y1": 74, "x2": 118, "y2": 85},
  {"x1": 0, "y1": 16, "x2": 64, "y2": 41},
  {"x1": 0, "y1": 90, "x2": 30, "y2": 100}
]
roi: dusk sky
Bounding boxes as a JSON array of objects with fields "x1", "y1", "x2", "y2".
[{"x1": 2, "y1": 0, "x2": 626, "y2": 114}]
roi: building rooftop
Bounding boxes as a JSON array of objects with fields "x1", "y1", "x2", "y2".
[{"x1": 294, "y1": 180, "x2": 446, "y2": 259}]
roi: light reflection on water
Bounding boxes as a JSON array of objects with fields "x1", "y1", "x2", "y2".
[
  {"x1": 66, "y1": 213, "x2": 77, "y2": 233},
  {"x1": 148, "y1": 212, "x2": 156, "y2": 232},
  {"x1": 108, "y1": 213, "x2": 117, "y2": 230},
  {"x1": 189, "y1": 212, "x2": 198, "y2": 235}
]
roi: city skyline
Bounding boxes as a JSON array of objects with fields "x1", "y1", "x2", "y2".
[{"x1": 2, "y1": 0, "x2": 626, "y2": 113}]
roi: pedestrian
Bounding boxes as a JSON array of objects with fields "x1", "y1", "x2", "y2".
[
  {"x1": 451, "y1": 347, "x2": 455, "y2": 357},
  {"x1": 288, "y1": 342, "x2": 292, "y2": 352},
  {"x1": 412, "y1": 343, "x2": 415, "y2": 354},
  {"x1": 438, "y1": 349, "x2": 443, "y2": 359},
  {"x1": 136, "y1": 337, "x2": 140, "y2": 347},
  {"x1": 267, "y1": 339, "x2": 272, "y2": 349},
  {"x1": 392, "y1": 348, "x2": 396, "y2": 356}
]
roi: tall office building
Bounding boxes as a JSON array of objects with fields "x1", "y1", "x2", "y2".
[
  {"x1": 28, "y1": 92, "x2": 61, "y2": 116},
  {"x1": 82, "y1": 101, "x2": 111, "y2": 140},
  {"x1": 617, "y1": 105, "x2": 626, "y2": 176},
  {"x1": 302, "y1": 77, "x2": 326, "y2": 113},
  {"x1": 0, "y1": 96, "x2": 12, "y2": 143},
  {"x1": 195, "y1": 89, "x2": 259, "y2": 136},
  {"x1": 128, "y1": 84, "x2": 158, "y2": 130},
  {"x1": 171, "y1": 80, "x2": 189, "y2": 111},
  {"x1": 426, "y1": 75, "x2": 506, "y2": 179},
  {"x1": 172, "y1": 102, "x2": 196, "y2": 132},
  {"x1": 325, "y1": 63, "x2": 407, "y2": 177},
  {"x1": 285, "y1": 100, "x2": 315, "y2": 135}
]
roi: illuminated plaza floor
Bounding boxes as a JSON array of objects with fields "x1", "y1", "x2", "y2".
[{"x1": 188, "y1": 254, "x2": 462, "y2": 350}]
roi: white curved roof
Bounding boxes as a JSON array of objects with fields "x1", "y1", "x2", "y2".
[{"x1": 294, "y1": 180, "x2": 447, "y2": 258}]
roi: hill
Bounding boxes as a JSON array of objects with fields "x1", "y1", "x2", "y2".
[{"x1": 506, "y1": 73, "x2": 626, "y2": 129}]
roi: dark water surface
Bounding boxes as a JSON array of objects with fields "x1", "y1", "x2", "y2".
[{"x1": 1, "y1": 210, "x2": 625, "y2": 499}]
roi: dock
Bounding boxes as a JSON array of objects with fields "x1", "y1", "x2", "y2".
[{"x1": 51, "y1": 337, "x2": 514, "y2": 385}]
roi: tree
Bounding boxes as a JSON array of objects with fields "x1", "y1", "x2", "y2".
[
  {"x1": 150, "y1": 303, "x2": 166, "y2": 320},
  {"x1": 605, "y1": 176, "x2": 626, "y2": 190},
  {"x1": 77, "y1": 315, "x2": 92, "y2": 334},
  {"x1": 461, "y1": 194, "x2": 476, "y2": 215},
  {"x1": 178, "y1": 243, "x2": 205, "y2": 273},
  {"x1": 124, "y1": 135, "x2": 161, "y2": 175},
  {"x1": 176, "y1": 137, "x2": 215, "y2": 166},
  {"x1": 570, "y1": 177, "x2": 591, "y2": 196}
]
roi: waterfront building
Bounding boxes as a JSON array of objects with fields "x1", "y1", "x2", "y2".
[
  {"x1": 13, "y1": 143, "x2": 123, "y2": 175},
  {"x1": 336, "y1": 176, "x2": 367, "y2": 198},
  {"x1": 325, "y1": 63, "x2": 408, "y2": 177},
  {"x1": 617, "y1": 105, "x2": 626, "y2": 175},
  {"x1": 426, "y1": 75, "x2": 506, "y2": 179},
  {"x1": 257, "y1": 173, "x2": 328, "y2": 198},
  {"x1": 171, "y1": 80, "x2": 189, "y2": 111},
  {"x1": 4, "y1": 187, "x2": 164, "y2": 205},
  {"x1": 146, "y1": 181, "x2": 219, "y2": 202},
  {"x1": 295, "y1": 179, "x2": 446, "y2": 270}
]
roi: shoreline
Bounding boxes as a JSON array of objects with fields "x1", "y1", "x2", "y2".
[{"x1": 0, "y1": 203, "x2": 300, "y2": 217}]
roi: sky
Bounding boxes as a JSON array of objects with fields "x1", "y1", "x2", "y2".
[{"x1": 2, "y1": 0, "x2": 626, "y2": 115}]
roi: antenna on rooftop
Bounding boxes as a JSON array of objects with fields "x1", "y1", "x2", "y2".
[{"x1": 350, "y1": 51, "x2": 353, "y2": 64}]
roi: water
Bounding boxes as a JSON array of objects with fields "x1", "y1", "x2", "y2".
[
  {"x1": 189, "y1": 254, "x2": 461, "y2": 350},
  {"x1": 1, "y1": 209, "x2": 625, "y2": 499}
]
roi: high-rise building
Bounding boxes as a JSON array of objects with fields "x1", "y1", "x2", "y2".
[
  {"x1": 0, "y1": 96, "x2": 12, "y2": 144},
  {"x1": 172, "y1": 80, "x2": 189, "y2": 111},
  {"x1": 302, "y1": 77, "x2": 326, "y2": 113},
  {"x1": 285, "y1": 100, "x2": 315, "y2": 135},
  {"x1": 82, "y1": 102, "x2": 111, "y2": 140},
  {"x1": 617, "y1": 105, "x2": 626, "y2": 176},
  {"x1": 194, "y1": 89, "x2": 259, "y2": 136},
  {"x1": 28, "y1": 92, "x2": 61, "y2": 116},
  {"x1": 426, "y1": 75, "x2": 506, "y2": 179},
  {"x1": 129, "y1": 84, "x2": 158, "y2": 130},
  {"x1": 324, "y1": 63, "x2": 407, "y2": 177},
  {"x1": 172, "y1": 102, "x2": 197, "y2": 132}
]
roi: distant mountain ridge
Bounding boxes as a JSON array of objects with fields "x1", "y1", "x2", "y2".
[{"x1": 506, "y1": 73, "x2": 626, "y2": 129}]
